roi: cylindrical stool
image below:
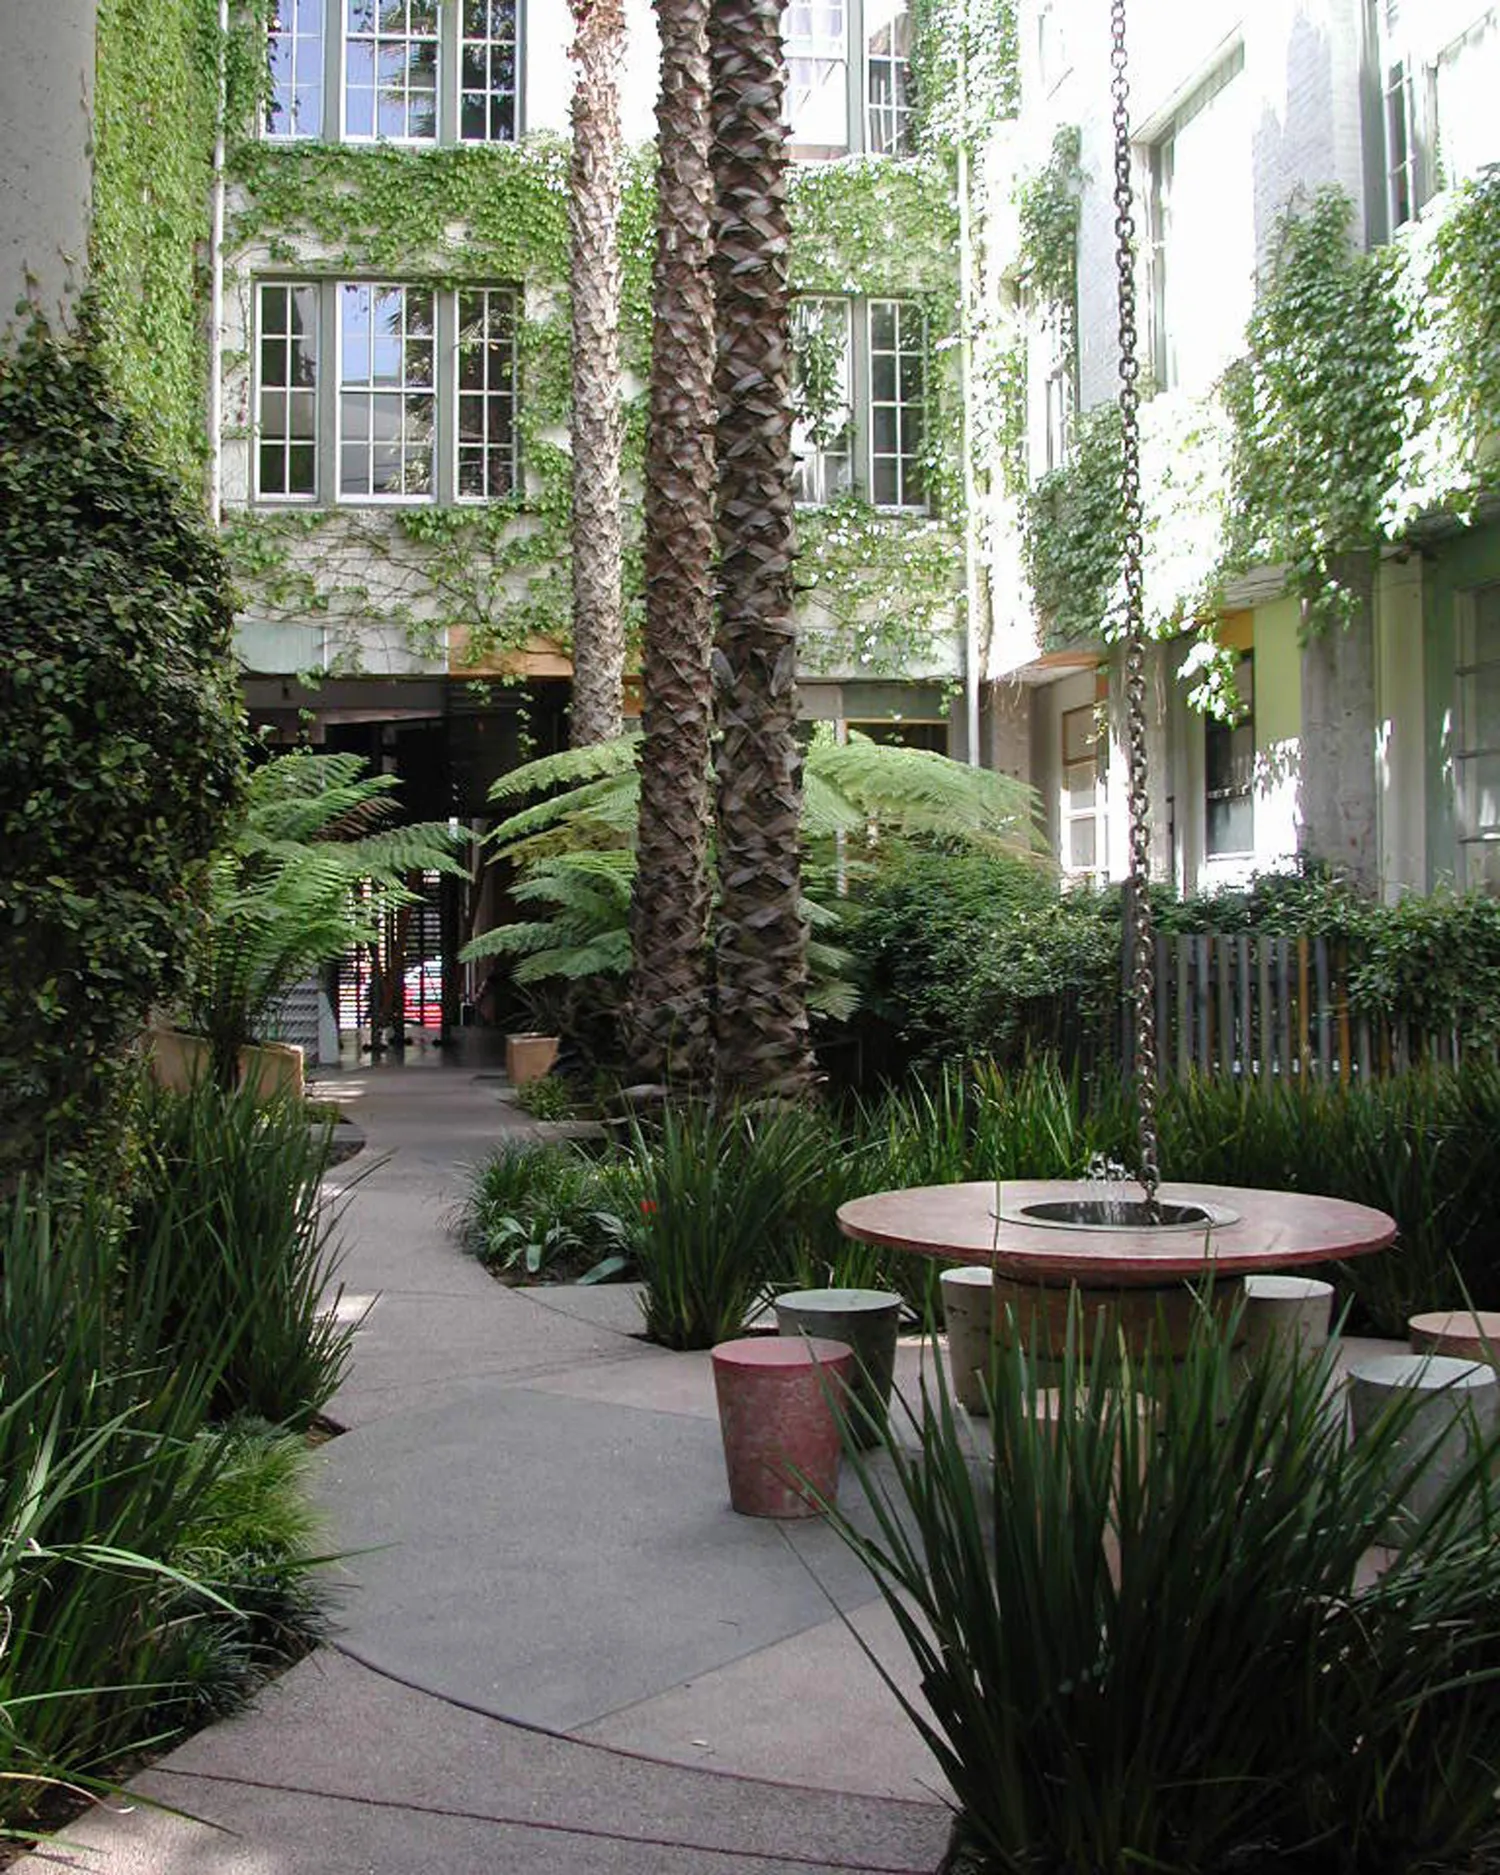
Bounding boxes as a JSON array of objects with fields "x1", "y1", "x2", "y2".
[
  {"x1": 1347, "y1": 1352, "x2": 1500, "y2": 1539},
  {"x1": 1409, "y1": 1310, "x2": 1500, "y2": 1365},
  {"x1": 940, "y1": 1267, "x2": 994, "y2": 1415},
  {"x1": 711, "y1": 1337, "x2": 855, "y2": 1519},
  {"x1": 1244, "y1": 1274, "x2": 1335, "y2": 1362},
  {"x1": 774, "y1": 1288, "x2": 902, "y2": 1447}
]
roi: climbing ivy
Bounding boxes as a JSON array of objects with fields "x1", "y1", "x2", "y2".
[
  {"x1": 1015, "y1": 125, "x2": 1083, "y2": 315},
  {"x1": 796, "y1": 498, "x2": 964, "y2": 677},
  {"x1": 91, "y1": 0, "x2": 226, "y2": 487},
  {"x1": 909, "y1": 0, "x2": 1019, "y2": 157},
  {"x1": 1020, "y1": 179, "x2": 1500, "y2": 662}
]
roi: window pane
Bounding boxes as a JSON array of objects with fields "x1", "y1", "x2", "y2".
[
  {"x1": 339, "y1": 283, "x2": 438, "y2": 501},
  {"x1": 266, "y1": 0, "x2": 323, "y2": 139},
  {"x1": 258, "y1": 279, "x2": 319, "y2": 500},
  {"x1": 461, "y1": 0, "x2": 517, "y2": 143},
  {"x1": 453, "y1": 287, "x2": 520, "y2": 500},
  {"x1": 784, "y1": 0, "x2": 848, "y2": 148},
  {"x1": 346, "y1": 0, "x2": 439, "y2": 140}
]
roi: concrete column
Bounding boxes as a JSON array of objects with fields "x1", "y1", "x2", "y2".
[
  {"x1": 1298, "y1": 552, "x2": 1379, "y2": 891},
  {"x1": 0, "y1": 0, "x2": 97, "y2": 338}
]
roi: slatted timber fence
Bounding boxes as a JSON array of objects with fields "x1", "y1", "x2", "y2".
[{"x1": 1124, "y1": 930, "x2": 1471, "y2": 1083}]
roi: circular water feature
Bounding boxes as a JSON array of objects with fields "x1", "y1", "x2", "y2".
[{"x1": 1003, "y1": 1196, "x2": 1240, "y2": 1234}]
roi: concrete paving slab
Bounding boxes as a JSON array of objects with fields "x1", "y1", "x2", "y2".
[
  {"x1": 520, "y1": 1348, "x2": 721, "y2": 1420},
  {"x1": 11, "y1": 1650, "x2": 950, "y2": 1875},
  {"x1": 316, "y1": 1387, "x2": 893, "y2": 1732},
  {"x1": 577, "y1": 1600, "x2": 950, "y2": 1803},
  {"x1": 523, "y1": 1282, "x2": 651, "y2": 1337}
]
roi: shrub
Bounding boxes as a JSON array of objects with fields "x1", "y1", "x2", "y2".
[
  {"x1": 843, "y1": 853, "x2": 1120, "y2": 1073},
  {"x1": 832, "y1": 1304, "x2": 1500, "y2": 1874},
  {"x1": 459, "y1": 1138, "x2": 639, "y2": 1283},
  {"x1": 0, "y1": 1186, "x2": 328, "y2": 1819},
  {"x1": 0, "y1": 318, "x2": 241, "y2": 1182},
  {"x1": 123, "y1": 1080, "x2": 359, "y2": 1429}
]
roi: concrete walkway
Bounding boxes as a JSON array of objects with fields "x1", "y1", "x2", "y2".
[{"x1": 16, "y1": 1052, "x2": 953, "y2": 1874}]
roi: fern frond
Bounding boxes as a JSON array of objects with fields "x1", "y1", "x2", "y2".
[
  {"x1": 487, "y1": 773, "x2": 641, "y2": 855},
  {"x1": 485, "y1": 735, "x2": 641, "y2": 804}
]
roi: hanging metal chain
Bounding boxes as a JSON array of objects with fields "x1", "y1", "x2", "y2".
[{"x1": 1110, "y1": 0, "x2": 1160, "y2": 1211}]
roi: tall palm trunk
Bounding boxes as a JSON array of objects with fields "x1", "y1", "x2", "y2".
[
  {"x1": 626, "y1": 0, "x2": 717, "y2": 1082},
  {"x1": 567, "y1": 0, "x2": 626, "y2": 747},
  {"x1": 708, "y1": 0, "x2": 815, "y2": 1098}
]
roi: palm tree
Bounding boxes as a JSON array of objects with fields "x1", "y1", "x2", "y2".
[
  {"x1": 567, "y1": 0, "x2": 627, "y2": 747},
  {"x1": 626, "y1": 0, "x2": 717, "y2": 1083},
  {"x1": 708, "y1": 0, "x2": 814, "y2": 1099}
]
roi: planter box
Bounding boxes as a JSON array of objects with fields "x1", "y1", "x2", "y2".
[
  {"x1": 506, "y1": 1032, "x2": 560, "y2": 1085},
  {"x1": 146, "y1": 1028, "x2": 304, "y2": 1104}
]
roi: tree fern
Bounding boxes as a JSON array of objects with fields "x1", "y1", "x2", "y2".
[{"x1": 184, "y1": 753, "x2": 467, "y2": 1083}]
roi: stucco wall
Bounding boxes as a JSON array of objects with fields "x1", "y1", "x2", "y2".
[
  {"x1": 1422, "y1": 520, "x2": 1500, "y2": 887},
  {"x1": 0, "y1": 0, "x2": 96, "y2": 336}
]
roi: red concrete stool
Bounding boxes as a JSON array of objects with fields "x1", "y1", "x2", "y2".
[
  {"x1": 710, "y1": 1336, "x2": 855, "y2": 1519},
  {"x1": 1409, "y1": 1310, "x2": 1500, "y2": 1365}
]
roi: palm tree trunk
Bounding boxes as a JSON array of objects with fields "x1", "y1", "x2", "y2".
[
  {"x1": 708, "y1": 0, "x2": 815, "y2": 1098},
  {"x1": 567, "y1": 0, "x2": 626, "y2": 747},
  {"x1": 626, "y1": 0, "x2": 717, "y2": 1082}
]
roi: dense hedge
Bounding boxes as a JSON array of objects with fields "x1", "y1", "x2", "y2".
[
  {"x1": 842, "y1": 858, "x2": 1500, "y2": 1074},
  {"x1": 0, "y1": 319, "x2": 242, "y2": 1178}
]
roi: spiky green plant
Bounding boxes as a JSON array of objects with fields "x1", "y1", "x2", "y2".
[
  {"x1": 829, "y1": 1302, "x2": 1500, "y2": 1874},
  {"x1": 183, "y1": 750, "x2": 466, "y2": 1085}
]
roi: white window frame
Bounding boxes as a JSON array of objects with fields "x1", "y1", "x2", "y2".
[
  {"x1": 1060, "y1": 701, "x2": 1106, "y2": 881},
  {"x1": 340, "y1": 0, "x2": 442, "y2": 146},
  {"x1": 264, "y1": 0, "x2": 325, "y2": 141},
  {"x1": 458, "y1": 0, "x2": 520, "y2": 145},
  {"x1": 334, "y1": 282, "x2": 439, "y2": 505},
  {"x1": 792, "y1": 296, "x2": 855, "y2": 508},
  {"x1": 864, "y1": 1, "x2": 913, "y2": 156},
  {"x1": 253, "y1": 280, "x2": 322, "y2": 504},
  {"x1": 867, "y1": 297, "x2": 926, "y2": 512},
  {"x1": 784, "y1": 1, "x2": 851, "y2": 152},
  {"x1": 454, "y1": 285, "x2": 521, "y2": 503}
]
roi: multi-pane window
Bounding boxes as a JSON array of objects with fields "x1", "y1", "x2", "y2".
[
  {"x1": 1061, "y1": 703, "x2": 1104, "y2": 878},
  {"x1": 785, "y1": 1, "x2": 850, "y2": 151},
  {"x1": 257, "y1": 284, "x2": 320, "y2": 498},
  {"x1": 1455, "y1": 585, "x2": 1500, "y2": 889},
  {"x1": 792, "y1": 298, "x2": 854, "y2": 506},
  {"x1": 460, "y1": 0, "x2": 518, "y2": 143},
  {"x1": 1204, "y1": 652, "x2": 1255, "y2": 858},
  {"x1": 868, "y1": 299, "x2": 925, "y2": 510},
  {"x1": 865, "y1": 0, "x2": 912, "y2": 156},
  {"x1": 266, "y1": 0, "x2": 324, "y2": 140},
  {"x1": 456, "y1": 288, "x2": 519, "y2": 499},
  {"x1": 254, "y1": 281, "x2": 520, "y2": 505},
  {"x1": 337, "y1": 284, "x2": 437, "y2": 498},
  {"x1": 344, "y1": 0, "x2": 440, "y2": 142}
]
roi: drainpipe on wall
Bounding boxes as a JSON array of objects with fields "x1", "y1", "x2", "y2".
[
  {"x1": 957, "y1": 27, "x2": 982, "y2": 768},
  {"x1": 207, "y1": 0, "x2": 228, "y2": 524}
]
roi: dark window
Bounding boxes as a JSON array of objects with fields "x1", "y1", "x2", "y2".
[{"x1": 1204, "y1": 652, "x2": 1254, "y2": 857}]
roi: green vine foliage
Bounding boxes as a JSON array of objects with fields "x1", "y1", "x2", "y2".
[
  {"x1": 1015, "y1": 125, "x2": 1083, "y2": 313},
  {"x1": 1223, "y1": 189, "x2": 1403, "y2": 627},
  {"x1": 797, "y1": 499, "x2": 966, "y2": 676},
  {"x1": 909, "y1": 0, "x2": 1020, "y2": 157},
  {"x1": 0, "y1": 319, "x2": 243, "y2": 1180},
  {"x1": 91, "y1": 0, "x2": 226, "y2": 488},
  {"x1": 1023, "y1": 180, "x2": 1500, "y2": 659}
]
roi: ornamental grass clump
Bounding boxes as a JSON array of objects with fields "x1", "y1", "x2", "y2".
[
  {"x1": 123, "y1": 1079, "x2": 358, "y2": 1429},
  {"x1": 830, "y1": 1304, "x2": 1500, "y2": 1875},
  {"x1": 627, "y1": 1100, "x2": 832, "y2": 1349}
]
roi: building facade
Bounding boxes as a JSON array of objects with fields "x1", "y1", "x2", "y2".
[{"x1": 988, "y1": 0, "x2": 1500, "y2": 901}]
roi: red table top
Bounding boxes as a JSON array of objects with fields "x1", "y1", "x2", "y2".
[{"x1": 836, "y1": 1180, "x2": 1396, "y2": 1288}]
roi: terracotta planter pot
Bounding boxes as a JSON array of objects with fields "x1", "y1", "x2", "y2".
[
  {"x1": 146, "y1": 1025, "x2": 211, "y2": 1094},
  {"x1": 506, "y1": 1032, "x2": 560, "y2": 1085}
]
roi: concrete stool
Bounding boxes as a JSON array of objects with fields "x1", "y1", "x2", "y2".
[
  {"x1": 940, "y1": 1267, "x2": 994, "y2": 1414},
  {"x1": 710, "y1": 1337, "x2": 855, "y2": 1519},
  {"x1": 1243, "y1": 1274, "x2": 1335, "y2": 1362},
  {"x1": 774, "y1": 1288, "x2": 902, "y2": 1447},
  {"x1": 1409, "y1": 1310, "x2": 1500, "y2": 1365},
  {"x1": 1347, "y1": 1352, "x2": 1500, "y2": 1538}
]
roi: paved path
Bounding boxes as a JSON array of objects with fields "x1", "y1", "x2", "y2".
[{"x1": 16, "y1": 1054, "x2": 952, "y2": 1874}]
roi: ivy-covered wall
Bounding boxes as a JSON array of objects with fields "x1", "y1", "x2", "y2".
[
  {"x1": 92, "y1": 0, "x2": 225, "y2": 487},
  {"x1": 221, "y1": 12, "x2": 990, "y2": 687},
  {"x1": 1016, "y1": 177, "x2": 1500, "y2": 689}
]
